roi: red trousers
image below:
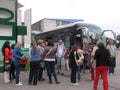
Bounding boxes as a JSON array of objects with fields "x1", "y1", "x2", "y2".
[
  {"x1": 94, "y1": 66, "x2": 109, "y2": 90},
  {"x1": 91, "y1": 68, "x2": 94, "y2": 80}
]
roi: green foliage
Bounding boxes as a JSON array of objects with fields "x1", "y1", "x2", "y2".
[
  {"x1": 106, "y1": 37, "x2": 119, "y2": 48},
  {"x1": 0, "y1": 61, "x2": 3, "y2": 64},
  {"x1": 23, "y1": 61, "x2": 30, "y2": 71},
  {"x1": 0, "y1": 47, "x2": 30, "y2": 72},
  {"x1": 22, "y1": 48, "x2": 29, "y2": 52}
]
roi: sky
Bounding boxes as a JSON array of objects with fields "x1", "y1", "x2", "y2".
[{"x1": 18, "y1": 0, "x2": 120, "y2": 37}]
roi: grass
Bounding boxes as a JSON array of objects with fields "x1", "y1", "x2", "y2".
[
  {"x1": 0, "y1": 48, "x2": 30, "y2": 73},
  {"x1": 22, "y1": 61, "x2": 30, "y2": 71},
  {"x1": 0, "y1": 60, "x2": 3, "y2": 64},
  {"x1": 0, "y1": 60, "x2": 30, "y2": 73}
]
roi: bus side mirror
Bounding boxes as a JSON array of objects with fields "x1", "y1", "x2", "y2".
[
  {"x1": 101, "y1": 30, "x2": 116, "y2": 39},
  {"x1": 113, "y1": 31, "x2": 116, "y2": 39}
]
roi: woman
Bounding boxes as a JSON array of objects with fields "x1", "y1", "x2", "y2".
[
  {"x1": 2, "y1": 41, "x2": 13, "y2": 83},
  {"x1": 83, "y1": 42, "x2": 91, "y2": 73},
  {"x1": 91, "y1": 41, "x2": 98, "y2": 80},
  {"x1": 44, "y1": 40, "x2": 60, "y2": 84},
  {"x1": 28, "y1": 41, "x2": 41, "y2": 85},
  {"x1": 37, "y1": 39, "x2": 45, "y2": 81},
  {"x1": 69, "y1": 45, "x2": 84, "y2": 85},
  {"x1": 76, "y1": 46, "x2": 84, "y2": 82},
  {"x1": 13, "y1": 42, "x2": 23, "y2": 86},
  {"x1": 93, "y1": 41, "x2": 110, "y2": 90},
  {"x1": 10, "y1": 44, "x2": 16, "y2": 80}
]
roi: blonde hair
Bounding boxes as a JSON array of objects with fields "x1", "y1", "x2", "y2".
[
  {"x1": 16, "y1": 41, "x2": 22, "y2": 48},
  {"x1": 38, "y1": 39, "x2": 43, "y2": 45}
]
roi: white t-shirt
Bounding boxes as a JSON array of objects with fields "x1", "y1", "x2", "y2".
[{"x1": 57, "y1": 44, "x2": 65, "y2": 57}]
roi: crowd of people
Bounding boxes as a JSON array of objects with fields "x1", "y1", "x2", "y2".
[{"x1": 1, "y1": 39, "x2": 117, "y2": 90}]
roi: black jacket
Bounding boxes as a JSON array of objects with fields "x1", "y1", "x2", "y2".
[
  {"x1": 94, "y1": 48, "x2": 110, "y2": 67},
  {"x1": 69, "y1": 51, "x2": 79, "y2": 68}
]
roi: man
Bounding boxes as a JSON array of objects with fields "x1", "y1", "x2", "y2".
[
  {"x1": 107, "y1": 39, "x2": 117, "y2": 75},
  {"x1": 56, "y1": 40, "x2": 66, "y2": 76}
]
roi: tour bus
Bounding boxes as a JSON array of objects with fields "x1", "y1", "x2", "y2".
[{"x1": 32, "y1": 22, "x2": 116, "y2": 49}]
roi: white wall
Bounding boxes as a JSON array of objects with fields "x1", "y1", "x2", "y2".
[
  {"x1": 41, "y1": 19, "x2": 56, "y2": 31},
  {"x1": 17, "y1": 9, "x2": 22, "y2": 43},
  {"x1": 24, "y1": 8, "x2": 32, "y2": 48}
]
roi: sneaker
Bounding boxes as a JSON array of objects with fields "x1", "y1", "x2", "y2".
[
  {"x1": 10, "y1": 77, "x2": 15, "y2": 80},
  {"x1": 70, "y1": 83, "x2": 73, "y2": 85},
  {"x1": 16, "y1": 83, "x2": 23, "y2": 86},
  {"x1": 110, "y1": 73, "x2": 113, "y2": 75},
  {"x1": 39, "y1": 78, "x2": 45, "y2": 81},
  {"x1": 29, "y1": 82, "x2": 32, "y2": 85},
  {"x1": 57, "y1": 72, "x2": 60, "y2": 75},
  {"x1": 56, "y1": 81, "x2": 60, "y2": 84},
  {"x1": 61, "y1": 73, "x2": 65, "y2": 76},
  {"x1": 48, "y1": 81, "x2": 52, "y2": 84},
  {"x1": 19, "y1": 82, "x2": 22, "y2": 84},
  {"x1": 5, "y1": 80, "x2": 10, "y2": 84},
  {"x1": 72, "y1": 83, "x2": 79, "y2": 86},
  {"x1": 33, "y1": 83, "x2": 37, "y2": 86}
]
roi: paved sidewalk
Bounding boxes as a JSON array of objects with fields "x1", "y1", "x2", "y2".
[{"x1": 0, "y1": 51, "x2": 120, "y2": 90}]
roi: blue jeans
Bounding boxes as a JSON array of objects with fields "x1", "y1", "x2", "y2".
[
  {"x1": 109, "y1": 57, "x2": 116, "y2": 74},
  {"x1": 45, "y1": 61, "x2": 58, "y2": 82},
  {"x1": 14, "y1": 63, "x2": 20, "y2": 84},
  {"x1": 77, "y1": 66, "x2": 81, "y2": 80}
]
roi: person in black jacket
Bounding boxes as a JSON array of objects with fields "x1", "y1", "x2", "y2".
[
  {"x1": 10, "y1": 44, "x2": 16, "y2": 80},
  {"x1": 69, "y1": 45, "x2": 84, "y2": 86},
  {"x1": 93, "y1": 41, "x2": 110, "y2": 90}
]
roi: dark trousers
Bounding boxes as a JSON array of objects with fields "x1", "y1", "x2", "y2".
[
  {"x1": 45, "y1": 61, "x2": 58, "y2": 82},
  {"x1": 109, "y1": 57, "x2": 116, "y2": 74},
  {"x1": 94, "y1": 66, "x2": 108, "y2": 90},
  {"x1": 38, "y1": 60, "x2": 44, "y2": 80},
  {"x1": 29, "y1": 61, "x2": 39, "y2": 85},
  {"x1": 71, "y1": 65, "x2": 77, "y2": 83},
  {"x1": 10, "y1": 61, "x2": 15, "y2": 80}
]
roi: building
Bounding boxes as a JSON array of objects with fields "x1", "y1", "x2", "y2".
[
  {"x1": 32, "y1": 18, "x2": 83, "y2": 32},
  {"x1": 0, "y1": 0, "x2": 31, "y2": 48},
  {"x1": 17, "y1": 3, "x2": 31, "y2": 48}
]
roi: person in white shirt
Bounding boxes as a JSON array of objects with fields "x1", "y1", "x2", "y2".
[
  {"x1": 107, "y1": 39, "x2": 117, "y2": 75},
  {"x1": 56, "y1": 40, "x2": 66, "y2": 76}
]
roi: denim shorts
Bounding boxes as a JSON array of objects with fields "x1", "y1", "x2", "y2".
[{"x1": 57, "y1": 57, "x2": 65, "y2": 67}]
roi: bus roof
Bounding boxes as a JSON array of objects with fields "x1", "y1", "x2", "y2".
[{"x1": 32, "y1": 22, "x2": 102, "y2": 35}]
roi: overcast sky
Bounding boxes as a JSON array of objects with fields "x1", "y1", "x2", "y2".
[{"x1": 18, "y1": 0, "x2": 120, "y2": 36}]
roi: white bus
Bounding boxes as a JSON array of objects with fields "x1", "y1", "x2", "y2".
[{"x1": 32, "y1": 22, "x2": 115, "y2": 48}]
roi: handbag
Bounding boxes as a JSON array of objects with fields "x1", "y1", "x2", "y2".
[
  {"x1": 74, "y1": 51, "x2": 84, "y2": 66},
  {"x1": 40, "y1": 61, "x2": 44, "y2": 68},
  {"x1": 19, "y1": 57, "x2": 28, "y2": 65},
  {"x1": 4, "y1": 61, "x2": 11, "y2": 71},
  {"x1": 46, "y1": 48, "x2": 53, "y2": 56},
  {"x1": 76, "y1": 59, "x2": 82, "y2": 66}
]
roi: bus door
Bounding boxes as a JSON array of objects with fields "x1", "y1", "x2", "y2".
[{"x1": 70, "y1": 29, "x2": 84, "y2": 49}]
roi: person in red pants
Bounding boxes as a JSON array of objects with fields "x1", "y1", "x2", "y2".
[{"x1": 93, "y1": 41, "x2": 110, "y2": 90}]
